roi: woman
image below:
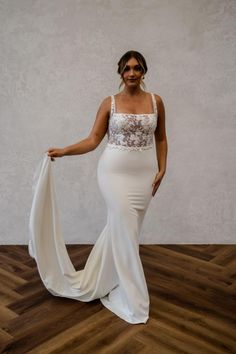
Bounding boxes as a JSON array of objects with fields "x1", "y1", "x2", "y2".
[{"x1": 31, "y1": 50, "x2": 168, "y2": 324}]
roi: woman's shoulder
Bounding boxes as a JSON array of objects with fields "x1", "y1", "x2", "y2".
[
  {"x1": 101, "y1": 95, "x2": 113, "y2": 102},
  {"x1": 100, "y1": 95, "x2": 112, "y2": 106},
  {"x1": 97, "y1": 96, "x2": 113, "y2": 115},
  {"x1": 152, "y1": 93, "x2": 165, "y2": 110},
  {"x1": 152, "y1": 92, "x2": 163, "y2": 102}
]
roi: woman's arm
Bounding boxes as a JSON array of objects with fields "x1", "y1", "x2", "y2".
[
  {"x1": 154, "y1": 94, "x2": 168, "y2": 175},
  {"x1": 152, "y1": 94, "x2": 168, "y2": 197},
  {"x1": 47, "y1": 97, "x2": 111, "y2": 159}
]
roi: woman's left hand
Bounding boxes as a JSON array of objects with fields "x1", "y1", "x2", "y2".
[{"x1": 152, "y1": 171, "x2": 165, "y2": 197}]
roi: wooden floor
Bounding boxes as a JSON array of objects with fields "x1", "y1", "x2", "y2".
[{"x1": 0, "y1": 244, "x2": 235, "y2": 354}]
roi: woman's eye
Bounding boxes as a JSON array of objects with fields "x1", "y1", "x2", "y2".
[{"x1": 123, "y1": 65, "x2": 142, "y2": 72}]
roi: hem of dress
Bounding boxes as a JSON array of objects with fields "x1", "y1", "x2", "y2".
[{"x1": 100, "y1": 295, "x2": 149, "y2": 325}]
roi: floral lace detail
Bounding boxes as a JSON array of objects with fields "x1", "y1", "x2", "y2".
[
  {"x1": 107, "y1": 114, "x2": 157, "y2": 150},
  {"x1": 107, "y1": 93, "x2": 158, "y2": 151}
]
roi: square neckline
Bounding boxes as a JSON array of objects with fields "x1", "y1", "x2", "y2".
[
  {"x1": 111, "y1": 93, "x2": 157, "y2": 116},
  {"x1": 114, "y1": 112, "x2": 156, "y2": 116}
]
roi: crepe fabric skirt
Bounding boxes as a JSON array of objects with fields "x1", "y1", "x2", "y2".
[{"x1": 29, "y1": 145, "x2": 157, "y2": 324}]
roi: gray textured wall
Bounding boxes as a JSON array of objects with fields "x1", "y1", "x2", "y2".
[{"x1": 0, "y1": 0, "x2": 235, "y2": 244}]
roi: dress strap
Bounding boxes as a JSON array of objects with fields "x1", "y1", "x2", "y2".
[
  {"x1": 110, "y1": 95, "x2": 116, "y2": 115},
  {"x1": 151, "y1": 93, "x2": 158, "y2": 116}
]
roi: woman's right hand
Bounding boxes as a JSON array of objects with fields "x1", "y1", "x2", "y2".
[{"x1": 46, "y1": 148, "x2": 65, "y2": 161}]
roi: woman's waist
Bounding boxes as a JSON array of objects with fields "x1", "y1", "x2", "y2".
[
  {"x1": 106, "y1": 142, "x2": 154, "y2": 152},
  {"x1": 98, "y1": 143, "x2": 157, "y2": 174}
]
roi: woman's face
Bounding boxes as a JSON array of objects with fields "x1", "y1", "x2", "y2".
[{"x1": 121, "y1": 57, "x2": 144, "y2": 88}]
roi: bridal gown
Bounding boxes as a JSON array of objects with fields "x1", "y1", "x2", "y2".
[{"x1": 28, "y1": 93, "x2": 158, "y2": 324}]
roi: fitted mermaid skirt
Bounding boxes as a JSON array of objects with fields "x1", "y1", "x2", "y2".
[
  {"x1": 29, "y1": 146, "x2": 157, "y2": 324},
  {"x1": 97, "y1": 145, "x2": 157, "y2": 323}
]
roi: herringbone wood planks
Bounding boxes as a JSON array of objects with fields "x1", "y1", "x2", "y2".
[{"x1": 0, "y1": 245, "x2": 235, "y2": 354}]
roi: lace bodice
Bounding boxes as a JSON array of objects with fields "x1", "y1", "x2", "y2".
[{"x1": 107, "y1": 93, "x2": 158, "y2": 151}]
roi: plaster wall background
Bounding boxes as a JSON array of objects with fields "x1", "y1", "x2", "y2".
[{"x1": 0, "y1": 0, "x2": 235, "y2": 244}]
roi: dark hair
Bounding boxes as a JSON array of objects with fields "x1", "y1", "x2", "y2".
[{"x1": 117, "y1": 50, "x2": 148, "y2": 76}]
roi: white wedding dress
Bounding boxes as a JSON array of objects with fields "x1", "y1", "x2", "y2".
[{"x1": 29, "y1": 93, "x2": 158, "y2": 324}]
